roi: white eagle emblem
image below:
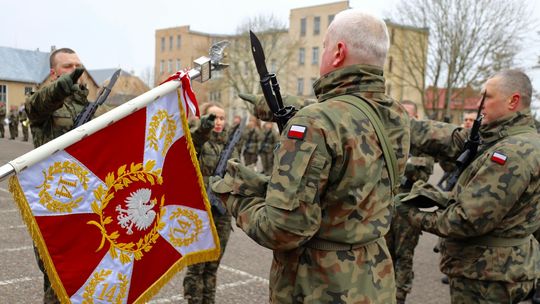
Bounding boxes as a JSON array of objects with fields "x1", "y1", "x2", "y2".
[{"x1": 116, "y1": 188, "x2": 157, "y2": 235}]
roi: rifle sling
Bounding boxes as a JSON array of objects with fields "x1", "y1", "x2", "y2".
[{"x1": 332, "y1": 95, "x2": 399, "y2": 192}]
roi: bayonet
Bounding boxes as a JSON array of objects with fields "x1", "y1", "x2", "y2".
[{"x1": 249, "y1": 31, "x2": 295, "y2": 132}]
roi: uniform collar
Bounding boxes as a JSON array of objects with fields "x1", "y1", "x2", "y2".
[
  {"x1": 480, "y1": 111, "x2": 537, "y2": 144},
  {"x1": 313, "y1": 64, "x2": 386, "y2": 103}
]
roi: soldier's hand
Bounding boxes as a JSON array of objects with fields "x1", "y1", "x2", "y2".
[
  {"x1": 57, "y1": 67, "x2": 85, "y2": 94},
  {"x1": 200, "y1": 113, "x2": 216, "y2": 131}
]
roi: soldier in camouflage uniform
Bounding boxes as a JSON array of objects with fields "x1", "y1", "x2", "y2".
[
  {"x1": 212, "y1": 10, "x2": 409, "y2": 303},
  {"x1": 0, "y1": 103, "x2": 5, "y2": 138},
  {"x1": 8, "y1": 108, "x2": 18, "y2": 139},
  {"x1": 397, "y1": 69, "x2": 540, "y2": 303},
  {"x1": 183, "y1": 103, "x2": 235, "y2": 304},
  {"x1": 242, "y1": 115, "x2": 261, "y2": 166},
  {"x1": 258, "y1": 121, "x2": 279, "y2": 174},
  {"x1": 25, "y1": 48, "x2": 90, "y2": 304},
  {"x1": 19, "y1": 105, "x2": 29, "y2": 141},
  {"x1": 385, "y1": 100, "x2": 433, "y2": 304}
]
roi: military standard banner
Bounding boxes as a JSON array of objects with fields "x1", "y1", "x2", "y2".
[{"x1": 8, "y1": 73, "x2": 220, "y2": 303}]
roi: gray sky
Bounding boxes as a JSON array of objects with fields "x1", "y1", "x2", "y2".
[{"x1": 1, "y1": 0, "x2": 539, "y2": 88}]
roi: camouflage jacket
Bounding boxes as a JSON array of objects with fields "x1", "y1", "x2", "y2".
[
  {"x1": 407, "y1": 111, "x2": 540, "y2": 282},
  {"x1": 25, "y1": 80, "x2": 89, "y2": 147},
  {"x1": 242, "y1": 128, "x2": 261, "y2": 154},
  {"x1": 0, "y1": 105, "x2": 5, "y2": 118},
  {"x1": 259, "y1": 128, "x2": 279, "y2": 153},
  {"x1": 226, "y1": 64, "x2": 410, "y2": 303},
  {"x1": 191, "y1": 124, "x2": 237, "y2": 188},
  {"x1": 400, "y1": 156, "x2": 434, "y2": 191}
]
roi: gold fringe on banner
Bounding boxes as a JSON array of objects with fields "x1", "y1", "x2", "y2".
[{"x1": 8, "y1": 176, "x2": 72, "y2": 304}]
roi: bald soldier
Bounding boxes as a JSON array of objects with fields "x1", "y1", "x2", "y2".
[
  {"x1": 213, "y1": 9, "x2": 410, "y2": 303},
  {"x1": 397, "y1": 69, "x2": 540, "y2": 303}
]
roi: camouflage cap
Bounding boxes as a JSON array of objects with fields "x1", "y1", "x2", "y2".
[
  {"x1": 211, "y1": 158, "x2": 269, "y2": 197},
  {"x1": 238, "y1": 93, "x2": 259, "y2": 105},
  {"x1": 238, "y1": 92, "x2": 317, "y2": 121},
  {"x1": 399, "y1": 180, "x2": 449, "y2": 209}
]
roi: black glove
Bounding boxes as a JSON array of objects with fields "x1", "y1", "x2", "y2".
[
  {"x1": 200, "y1": 113, "x2": 216, "y2": 131},
  {"x1": 57, "y1": 67, "x2": 85, "y2": 94}
]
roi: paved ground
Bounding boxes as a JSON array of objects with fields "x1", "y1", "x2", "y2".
[{"x1": 0, "y1": 133, "x2": 532, "y2": 303}]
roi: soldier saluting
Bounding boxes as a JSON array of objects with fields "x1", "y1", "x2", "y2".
[{"x1": 25, "y1": 48, "x2": 92, "y2": 304}]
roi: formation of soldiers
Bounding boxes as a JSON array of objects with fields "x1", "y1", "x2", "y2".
[{"x1": 0, "y1": 104, "x2": 29, "y2": 141}]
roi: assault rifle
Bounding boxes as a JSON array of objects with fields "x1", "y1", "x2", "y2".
[
  {"x1": 441, "y1": 91, "x2": 486, "y2": 191},
  {"x1": 249, "y1": 31, "x2": 296, "y2": 133},
  {"x1": 207, "y1": 115, "x2": 248, "y2": 214},
  {"x1": 73, "y1": 69, "x2": 121, "y2": 128}
]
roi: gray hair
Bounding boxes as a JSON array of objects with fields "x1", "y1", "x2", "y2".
[
  {"x1": 492, "y1": 69, "x2": 532, "y2": 107},
  {"x1": 326, "y1": 9, "x2": 389, "y2": 67}
]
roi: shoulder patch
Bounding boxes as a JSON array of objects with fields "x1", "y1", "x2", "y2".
[
  {"x1": 287, "y1": 124, "x2": 307, "y2": 140},
  {"x1": 491, "y1": 151, "x2": 507, "y2": 165}
]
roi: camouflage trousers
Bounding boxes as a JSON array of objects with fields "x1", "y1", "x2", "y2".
[
  {"x1": 0, "y1": 123, "x2": 4, "y2": 137},
  {"x1": 21, "y1": 125, "x2": 29, "y2": 141},
  {"x1": 449, "y1": 276, "x2": 534, "y2": 304},
  {"x1": 243, "y1": 152, "x2": 258, "y2": 166},
  {"x1": 183, "y1": 212, "x2": 232, "y2": 304},
  {"x1": 260, "y1": 151, "x2": 274, "y2": 175},
  {"x1": 385, "y1": 210, "x2": 421, "y2": 301},
  {"x1": 34, "y1": 246, "x2": 60, "y2": 304},
  {"x1": 9, "y1": 124, "x2": 18, "y2": 139}
]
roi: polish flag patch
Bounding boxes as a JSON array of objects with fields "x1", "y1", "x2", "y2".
[
  {"x1": 491, "y1": 151, "x2": 507, "y2": 165},
  {"x1": 287, "y1": 124, "x2": 307, "y2": 140}
]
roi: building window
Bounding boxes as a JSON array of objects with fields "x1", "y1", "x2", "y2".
[
  {"x1": 0, "y1": 85, "x2": 6, "y2": 103},
  {"x1": 161, "y1": 37, "x2": 165, "y2": 52},
  {"x1": 299, "y1": 48, "x2": 305, "y2": 65},
  {"x1": 314, "y1": 16, "x2": 321, "y2": 35},
  {"x1": 328, "y1": 14, "x2": 334, "y2": 26},
  {"x1": 297, "y1": 78, "x2": 304, "y2": 96},
  {"x1": 312, "y1": 47, "x2": 319, "y2": 65},
  {"x1": 169, "y1": 36, "x2": 173, "y2": 51},
  {"x1": 391, "y1": 28, "x2": 395, "y2": 45},
  {"x1": 176, "y1": 59, "x2": 181, "y2": 71},
  {"x1": 300, "y1": 18, "x2": 307, "y2": 37},
  {"x1": 24, "y1": 87, "x2": 33, "y2": 96},
  {"x1": 209, "y1": 90, "x2": 221, "y2": 102},
  {"x1": 160, "y1": 60, "x2": 164, "y2": 74},
  {"x1": 270, "y1": 59, "x2": 277, "y2": 73},
  {"x1": 177, "y1": 35, "x2": 182, "y2": 49},
  {"x1": 388, "y1": 56, "x2": 393, "y2": 73},
  {"x1": 168, "y1": 59, "x2": 173, "y2": 73}
]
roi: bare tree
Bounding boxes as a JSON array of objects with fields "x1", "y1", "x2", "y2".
[
  {"x1": 223, "y1": 14, "x2": 303, "y2": 95},
  {"x1": 138, "y1": 66, "x2": 154, "y2": 89},
  {"x1": 390, "y1": 0, "x2": 531, "y2": 120}
]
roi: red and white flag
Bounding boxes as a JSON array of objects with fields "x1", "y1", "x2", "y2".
[{"x1": 8, "y1": 73, "x2": 219, "y2": 303}]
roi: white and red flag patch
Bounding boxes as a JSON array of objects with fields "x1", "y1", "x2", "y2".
[
  {"x1": 491, "y1": 151, "x2": 508, "y2": 165},
  {"x1": 287, "y1": 124, "x2": 307, "y2": 140},
  {"x1": 8, "y1": 74, "x2": 219, "y2": 303}
]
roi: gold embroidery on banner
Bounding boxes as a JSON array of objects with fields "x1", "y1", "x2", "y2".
[
  {"x1": 168, "y1": 207, "x2": 203, "y2": 247},
  {"x1": 147, "y1": 109, "x2": 177, "y2": 156},
  {"x1": 83, "y1": 269, "x2": 111, "y2": 304},
  {"x1": 87, "y1": 161, "x2": 166, "y2": 264},
  {"x1": 37, "y1": 161, "x2": 89, "y2": 213},
  {"x1": 82, "y1": 270, "x2": 129, "y2": 304}
]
